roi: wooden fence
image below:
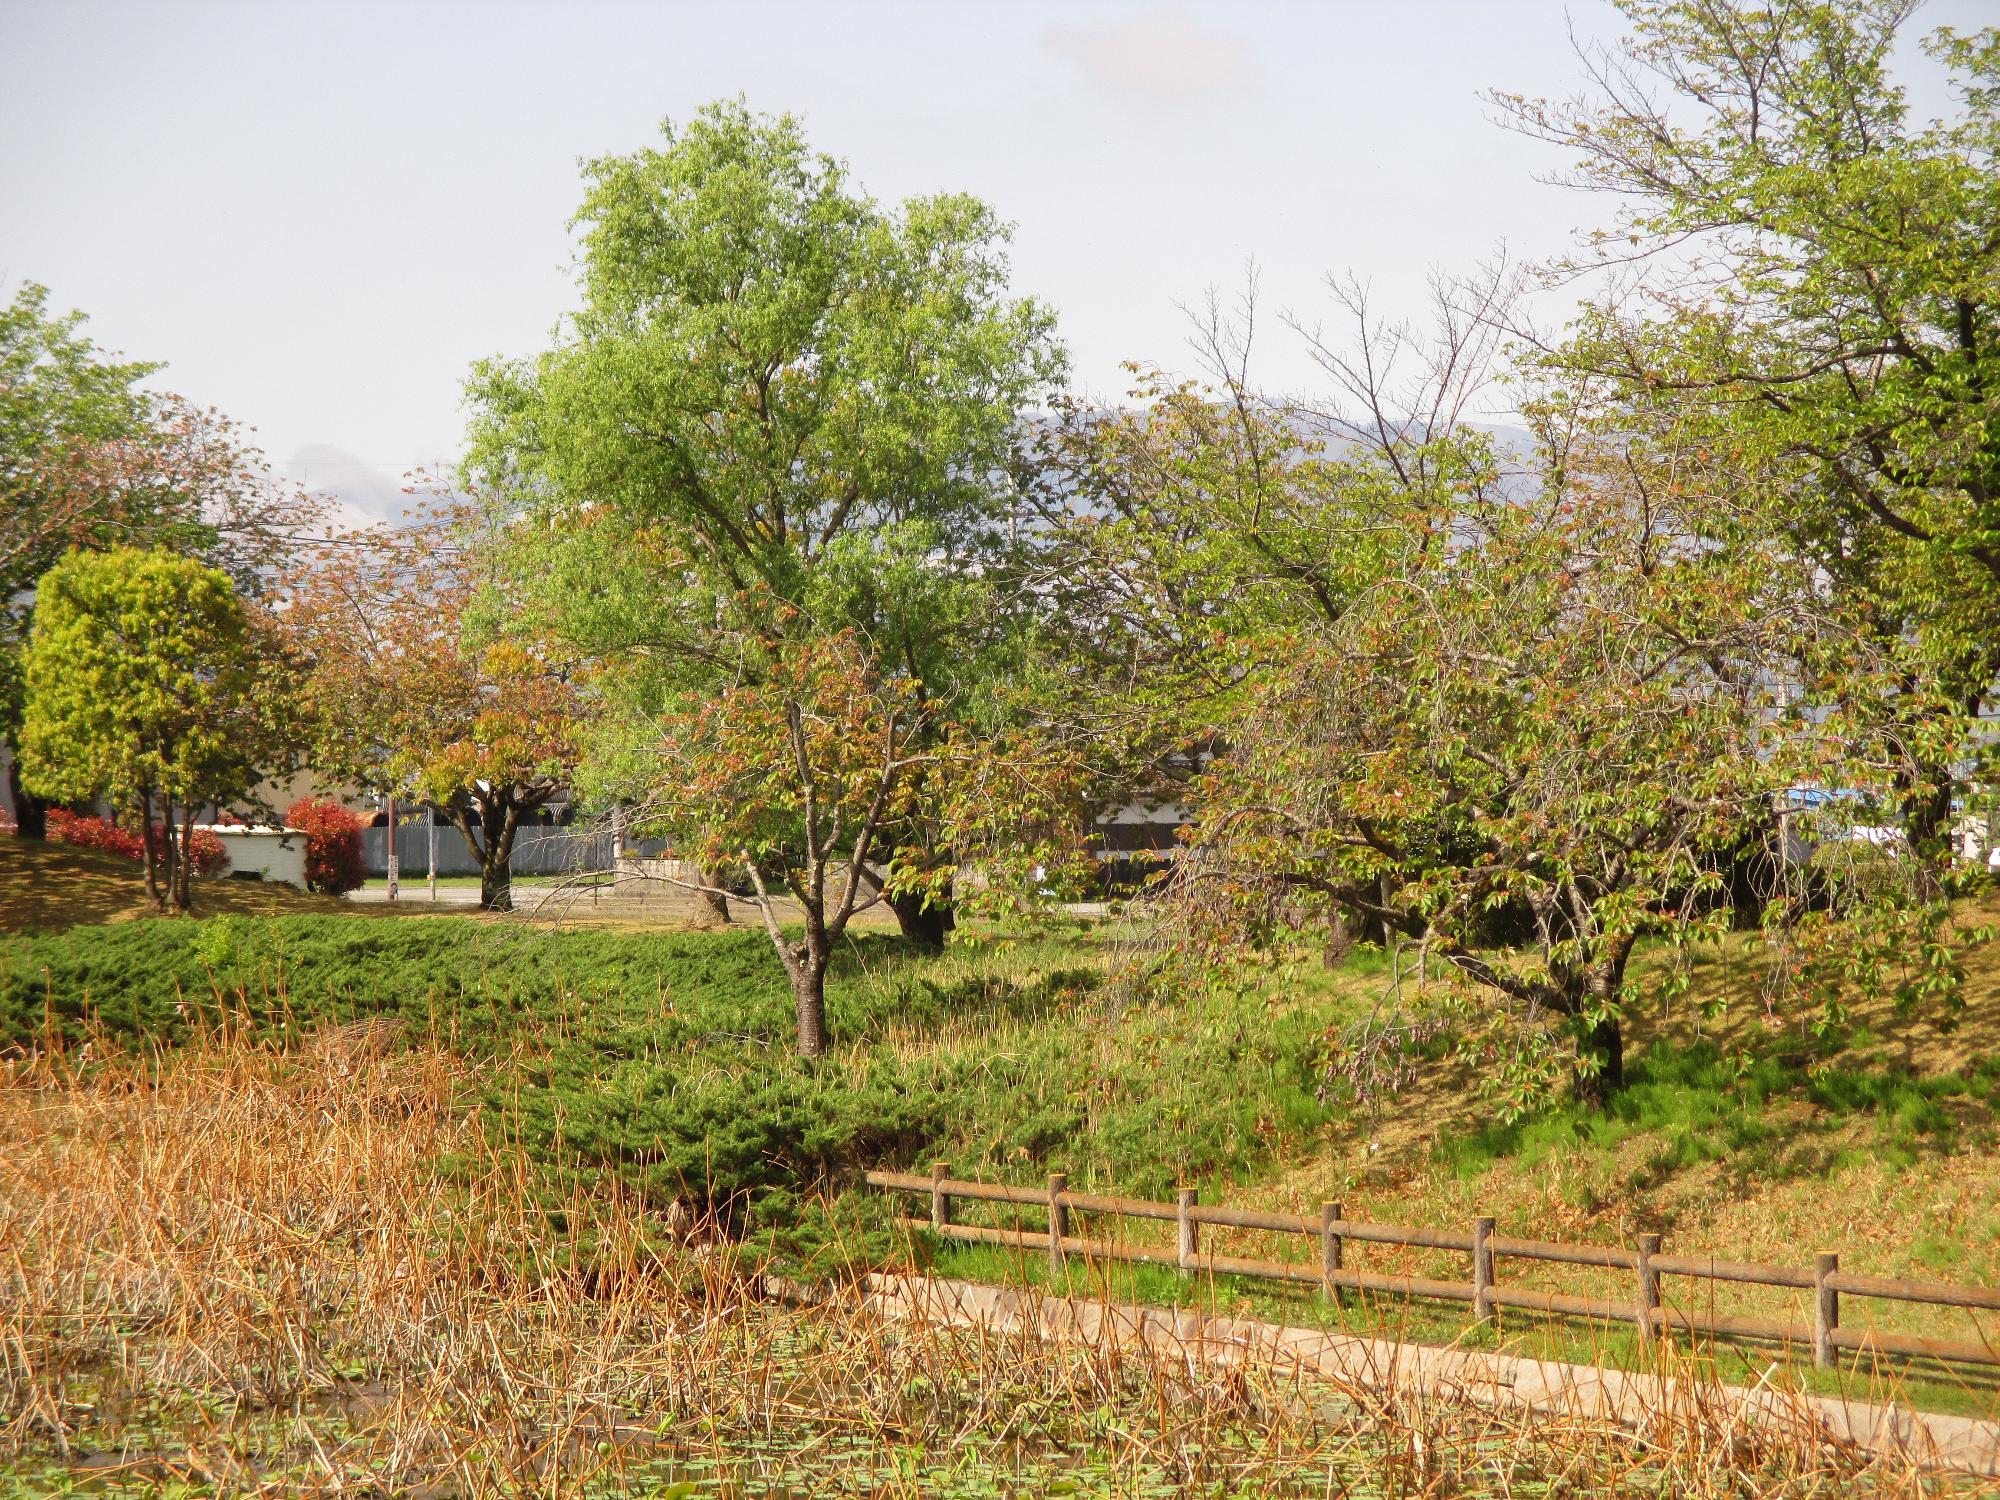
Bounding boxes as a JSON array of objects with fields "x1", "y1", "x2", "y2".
[{"x1": 866, "y1": 1167, "x2": 2000, "y2": 1371}]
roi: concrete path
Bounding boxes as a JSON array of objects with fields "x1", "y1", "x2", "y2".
[
  {"x1": 342, "y1": 885, "x2": 483, "y2": 907},
  {"x1": 788, "y1": 1273, "x2": 2000, "y2": 1479}
]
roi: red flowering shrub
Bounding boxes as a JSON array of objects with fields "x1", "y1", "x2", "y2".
[
  {"x1": 47, "y1": 809, "x2": 144, "y2": 860},
  {"x1": 183, "y1": 827, "x2": 230, "y2": 877},
  {"x1": 286, "y1": 797, "x2": 366, "y2": 895},
  {"x1": 46, "y1": 809, "x2": 230, "y2": 875}
]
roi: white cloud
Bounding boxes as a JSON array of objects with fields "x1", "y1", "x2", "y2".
[{"x1": 1041, "y1": 4, "x2": 1257, "y2": 109}]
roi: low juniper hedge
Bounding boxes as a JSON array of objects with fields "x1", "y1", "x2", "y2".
[{"x1": 0, "y1": 914, "x2": 1331, "y2": 1262}]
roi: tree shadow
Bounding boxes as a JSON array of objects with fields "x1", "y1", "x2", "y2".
[{"x1": 0, "y1": 837, "x2": 349, "y2": 935}]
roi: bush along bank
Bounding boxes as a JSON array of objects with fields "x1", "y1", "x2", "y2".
[{"x1": 1, "y1": 914, "x2": 1336, "y2": 1265}]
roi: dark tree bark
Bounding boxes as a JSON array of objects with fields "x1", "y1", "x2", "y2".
[
  {"x1": 1578, "y1": 1015, "x2": 1625, "y2": 1103},
  {"x1": 1322, "y1": 910, "x2": 1355, "y2": 968},
  {"x1": 1897, "y1": 746, "x2": 1960, "y2": 899},
  {"x1": 743, "y1": 855, "x2": 846, "y2": 1060},
  {"x1": 174, "y1": 802, "x2": 195, "y2": 911},
  {"x1": 479, "y1": 858, "x2": 513, "y2": 912},
  {"x1": 889, "y1": 885, "x2": 954, "y2": 951},
  {"x1": 1571, "y1": 934, "x2": 1634, "y2": 1104},
  {"x1": 450, "y1": 789, "x2": 537, "y2": 912},
  {"x1": 477, "y1": 798, "x2": 519, "y2": 912},
  {"x1": 6, "y1": 756, "x2": 46, "y2": 839},
  {"x1": 694, "y1": 864, "x2": 732, "y2": 925},
  {"x1": 138, "y1": 789, "x2": 163, "y2": 911},
  {"x1": 158, "y1": 800, "x2": 182, "y2": 913},
  {"x1": 790, "y1": 945, "x2": 830, "y2": 1056}
]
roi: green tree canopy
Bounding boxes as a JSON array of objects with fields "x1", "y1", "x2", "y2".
[
  {"x1": 1, "y1": 283, "x2": 325, "y2": 835},
  {"x1": 464, "y1": 100, "x2": 1066, "y2": 1052},
  {"x1": 19, "y1": 547, "x2": 274, "y2": 911},
  {"x1": 1494, "y1": 0, "x2": 2000, "y2": 863}
]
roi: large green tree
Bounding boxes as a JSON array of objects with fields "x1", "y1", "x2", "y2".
[
  {"x1": 465, "y1": 101, "x2": 1063, "y2": 1054},
  {"x1": 19, "y1": 547, "x2": 275, "y2": 911},
  {"x1": 1494, "y1": 0, "x2": 2000, "y2": 868},
  {"x1": 1016, "y1": 276, "x2": 1520, "y2": 897},
  {"x1": 1179, "y1": 397, "x2": 1863, "y2": 1105},
  {"x1": 1026, "y1": 278, "x2": 1943, "y2": 1108},
  {"x1": 1, "y1": 283, "x2": 324, "y2": 836},
  {"x1": 1, "y1": 284, "x2": 156, "y2": 835}
]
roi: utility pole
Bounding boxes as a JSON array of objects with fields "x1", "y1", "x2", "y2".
[{"x1": 385, "y1": 791, "x2": 399, "y2": 901}]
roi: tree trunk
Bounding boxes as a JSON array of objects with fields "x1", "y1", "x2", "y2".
[
  {"x1": 889, "y1": 886, "x2": 954, "y2": 951},
  {"x1": 791, "y1": 946, "x2": 830, "y2": 1058},
  {"x1": 1573, "y1": 935, "x2": 1634, "y2": 1104},
  {"x1": 138, "y1": 790, "x2": 164, "y2": 911},
  {"x1": 159, "y1": 801, "x2": 182, "y2": 913},
  {"x1": 1577, "y1": 1015, "x2": 1624, "y2": 1103},
  {"x1": 1322, "y1": 910, "x2": 1355, "y2": 968},
  {"x1": 478, "y1": 797, "x2": 518, "y2": 912},
  {"x1": 695, "y1": 864, "x2": 732, "y2": 925},
  {"x1": 1900, "y1": 766, "x2": 1956, "y2": 896},
  {"x1": 480, "y1": 859, "x2": 513, "y2": 912},
  {"x1": 173, "y1": 803, "x2": 195, "y2": 912},
  {"x1": 1895, "y1": 683, "x2": 1984, "y2": 893},
  {"x1": 6, "y1": 756, "x2": 45, "y2": 839},
  {"x1": 445, "y1": 796, "x2": 506, "y2": 911}
]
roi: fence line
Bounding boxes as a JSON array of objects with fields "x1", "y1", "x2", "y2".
[
  {"x1": 866, "y1": 1168, "x2": 2000, "y2": 1370},
  {"x1": 359, "y1": 826, "x2": 675, "y2": 878}
]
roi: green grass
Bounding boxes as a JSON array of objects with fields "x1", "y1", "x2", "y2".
[
  {"x1": 9, "y1": 909, "x2": 2000, "y2": 1412},
  {"x1": 0, "y1": 913, "x2": 1336, "y2": 1259},
  {"x1": 1425, "y1": 1037, "x2": 2000, "y2": 1229},
  {"x1": 921, "y1": 1237, "x2": 2000, "y2": 1421}
]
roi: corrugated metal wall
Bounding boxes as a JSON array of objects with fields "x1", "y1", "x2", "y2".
[{"x1": 360, "y1": 825, "x2": 671, "y2": 877}]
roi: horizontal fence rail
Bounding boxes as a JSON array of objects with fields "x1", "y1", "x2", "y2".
[
  {"x1": 865, "y1": 1168, "x2": 2000, "y2": 1371},
  {"x1": 359, "y1": 826, "x2": 680, "y2": 878}
]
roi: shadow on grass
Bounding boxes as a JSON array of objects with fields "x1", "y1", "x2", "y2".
[
  {"x1": 1439, "y1": 1037, "x2": 2000, "y2": 1209},
  {"x1": 0, "y1": 836, "x2": 353, "y2": 935}
]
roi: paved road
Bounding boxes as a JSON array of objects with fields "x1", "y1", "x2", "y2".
[
  {"x1": 342, "y1": 884, "x2": 1114, "y2": 924},
  {"x1": 342, "y1": 885, "x2": 483, "y2": 907}
]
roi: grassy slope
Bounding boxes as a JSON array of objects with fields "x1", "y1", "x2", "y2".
[
  {"x1": 1245, "y1": 910, "x2": 2000, "y2": 1295},
  {"x1": 930, "y1": 908, "x2": 2000, "y2": 1416},
  {"x1": 5, "y1": 864, "x2": 1997, "y2": 1412}
]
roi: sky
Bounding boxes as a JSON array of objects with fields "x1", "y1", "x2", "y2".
[{"x1": 1, "y1": 0, "x2": 1988, "y2": 524}]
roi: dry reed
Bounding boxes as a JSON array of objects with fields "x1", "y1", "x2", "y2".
[{"x1": 0, "y1": 1027, "x2": 1989, "y2": 1496}]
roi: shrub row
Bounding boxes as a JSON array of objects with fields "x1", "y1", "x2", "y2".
[{"x1": 47, "y1": 810, "x2": 228, "y2": 876}]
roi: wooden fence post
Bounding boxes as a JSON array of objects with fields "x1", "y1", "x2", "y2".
[
  {"x1": 1047, "y1": 1173, "x2": 1068, "y2": 1280},
  {"x1": 861, "y1": 1168, "x2": 2000, "y2": 1375},
  {"x1": 1814, "y1": 1252, "x2": 1839, "y2": 1369},
  {"x1": 1320, "y1": 1202, "x2": 1344, "y2": 1302},
  {"x1": 1177, "y1": 1188, "x2": 1198, "y2": 1279},
  {"x1": 930, "y1": 1161, "x2": 951, "y2": 1232},
  {"x1": 1473, "y1": 1216, "x2": 1496, "y2": 1323},
  {"x1": 1635, "y1": 1232, "x2": 1662, "y2": 1343}
]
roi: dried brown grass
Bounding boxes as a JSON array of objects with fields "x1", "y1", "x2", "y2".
[{"x1": 0, "y1": 1030, "x2": 1990, "y2": 1496}]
